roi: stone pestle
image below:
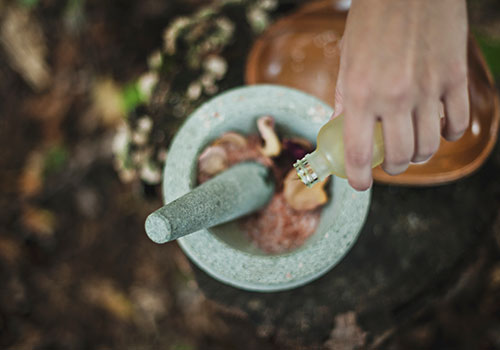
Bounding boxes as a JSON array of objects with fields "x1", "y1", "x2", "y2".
[{"x1": 145, "y1": 162, "x2": 275, "y2": 244}]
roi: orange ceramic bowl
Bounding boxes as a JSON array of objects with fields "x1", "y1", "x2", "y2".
[{"x1": 245, "y1": 0, "x2": 499, "y2": 186}]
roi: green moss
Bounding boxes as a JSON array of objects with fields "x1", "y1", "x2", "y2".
[
  {"x1": 43, "y1": 145, "x2": 69, "y2": 177},
  {"x1": 17, "y1": 0, "x2": 39, "y2": 8},
  {"x1": 475, "y1": 32, "x2": 500, "y2": 81},
  {"x1": 122, "y1": 83, "x2": 145, "y2": 114},
  {"x1": 169, "y1": 341, "x2": 195, "y2": 350}
]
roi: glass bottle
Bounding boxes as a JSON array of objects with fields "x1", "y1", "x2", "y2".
[{"x1": 294, "y1": 114, "x2": 384, "y2": 187}]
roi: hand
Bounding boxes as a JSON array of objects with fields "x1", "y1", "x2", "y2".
[{"x1": 334, "y1": 0, "x2": 470, "y2": 190}]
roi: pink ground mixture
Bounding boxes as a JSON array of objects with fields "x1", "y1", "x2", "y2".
[
  {"x1": 241, "y1": 193, "x2": 321, "y2": 254},
  {"x1": 198, "y1": 133, "x2": 321, "y2": 254}
]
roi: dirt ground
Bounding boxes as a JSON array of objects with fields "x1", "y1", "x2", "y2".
[{"x1": 1, "y1": 0, "x2": 500, "y2": 349}]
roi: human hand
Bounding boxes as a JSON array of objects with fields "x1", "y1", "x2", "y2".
[{"x1": 334, "y1": 0, "x2": 470, "y2": 190}]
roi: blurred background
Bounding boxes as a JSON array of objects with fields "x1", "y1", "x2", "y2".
[{"x1": 1, "y1": 0, "x2": 500, "y2": 349}]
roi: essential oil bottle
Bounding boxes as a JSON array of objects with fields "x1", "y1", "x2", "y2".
[{"x1": 294, "y1": 114, "x2": 385, "y2": 187}]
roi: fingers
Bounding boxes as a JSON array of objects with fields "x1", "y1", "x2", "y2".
[
  {"x1": 332, "y1": 40, "x2": 345, "y2": 120},
  {"x1": 343, "y1": 108, "x2": 375, "y2": 191},
  {"x1": 442, "y1": 81, "x2": 470, "y2": 141},
  {"x1": 412, "y1": 102, "x2": 441, "y2": 163},
  {"x1": 381, "y1": 112, "x2": 415, "y2": 175},
  {"x1": 332, "y1": 85, "x2": 345, "y2": 119}
]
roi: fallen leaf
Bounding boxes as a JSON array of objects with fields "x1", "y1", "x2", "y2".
[
  {"x1": 0, "y1": 5, "x2": 51, "y2": 90},
  {"x1": 83, "y1": 279, "x2": 134, "y2": 321},
  {"x1": 325, "y1": 312, "x2": 367, "y2": 350},
  {"x1": 19, "y1": 151, "x2": 44, "y2": 198},
  {"x1": 92, "y1": 78, "x2": 126, "y2": 127},
  {"x1": 22, "y1": 205, "x2": 56, "y2": 237},
  {"x1": 0, "y1": 237, "x2": 22, "y2": 265}
]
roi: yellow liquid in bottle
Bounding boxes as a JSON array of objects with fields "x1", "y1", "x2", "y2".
[{"x1": 294, "y1": 114, "x2": 384, "y2": 187}]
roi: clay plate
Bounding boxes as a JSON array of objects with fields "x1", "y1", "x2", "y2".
[{"x1": 245, "y1": 0, "x2": 500, "y2": 185}]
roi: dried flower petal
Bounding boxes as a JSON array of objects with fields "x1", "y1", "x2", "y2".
[
  {"x1": 283, "y1": 169, "x2": 328, "y2": 211},
  {"x1": 198, "y1": 145, "x2": 228, "y2": 178},
  {"x1": 257, "y1": 116, "x2": 281, "y2": 157},
  {"x1": 282, "y1": 138, "x2": 313, "y2": 159},
  {"x1": 212, "y1": 132, "x2": 247, "y2": 149}
]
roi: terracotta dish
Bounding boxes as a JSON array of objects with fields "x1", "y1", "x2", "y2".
[{"x1": 245, "y1": 0, "x2": 500, "y2": 186}]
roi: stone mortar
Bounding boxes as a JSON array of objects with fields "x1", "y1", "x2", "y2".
[{"x1": 162, "y1": 84, "x2": 371, "y2": 292}]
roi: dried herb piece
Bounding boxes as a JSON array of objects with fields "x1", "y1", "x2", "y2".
[
  {"x1": 283, "y1": 169, "x2": 328, "y2": 211},
  {"x1": 257, "y1": 115, "x2": 281, "y2": 157}
]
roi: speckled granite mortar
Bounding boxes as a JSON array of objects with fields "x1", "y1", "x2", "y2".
[{"x1": 162, "y1": 85, "x2": 371, "y2": 292}]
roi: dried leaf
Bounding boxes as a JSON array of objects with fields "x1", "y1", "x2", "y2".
[
  {"x1": 0, "y1": 6, "x2": 51, "y2": 91},
  {"x1": 19, "y1": 151, "x2": 44, "y2": 198},
  {"x1": 92, "y1": 78, "x2": 126, "y2": 127},
  {"x1": 83, "y1": 279, "x2": 134, "y2": 321},
  {"x1": 283, "y1": 169, "x2": 328, "y2": 211},
  {"x1": 257, "y1": 115, "x2": 281, "y2": 157},
  {"x1": 0, "y1": 237, "x2": 21, "y2": 265},
  {"x1": 490, "y1": 264, "x2": 500, "y2": 289},
  {"x1": 325, "y1": 312, "x2": 367, "y2": 350},
  {"x1": 22, "y1": 205, "x2": 56, "y2": 237}
]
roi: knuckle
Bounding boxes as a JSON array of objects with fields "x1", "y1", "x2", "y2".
[
  {"x1": 385, "y1": 81, "x2": 412, "y2": 105},
  {"x1": 344, "y1": 70, "x2": 371, "y2": 102},
  {"x1": 345, "y1": 82, "x2": 370, "y2": 103},
  {"x1": 447, "y1": 61, "x2": 468, "y2": 88},
  {"x1": 420, "y1": 67, "x2": 438, "y2": 88}
]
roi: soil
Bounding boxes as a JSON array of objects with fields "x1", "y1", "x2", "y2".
[{"x1": 1, "y1": 1, "x2": 500, "y2": 349}]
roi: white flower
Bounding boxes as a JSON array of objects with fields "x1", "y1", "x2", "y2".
[
  {"x1": 138, "y1": 72, "x2": 158, "y2": 101},
  {"x1": 186, "y1": 81, "x2": 202, "y2": 101},
  {"x1": 203, "y1": 55, "x2": 227, "y2": 79},
  {"x1": 137, "y1": 116, "x2": 153, "y2": 134},
  {"x1": 112, "y1": 123, "x2": 130, "y2": 157},
  {"x1": 140, "y1": 162, "x2": 162, "y2": 184}
]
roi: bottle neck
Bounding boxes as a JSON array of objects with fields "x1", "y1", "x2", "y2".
[{"x1": 293, "y1": 150, "x2": 332, "y2": 187}]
